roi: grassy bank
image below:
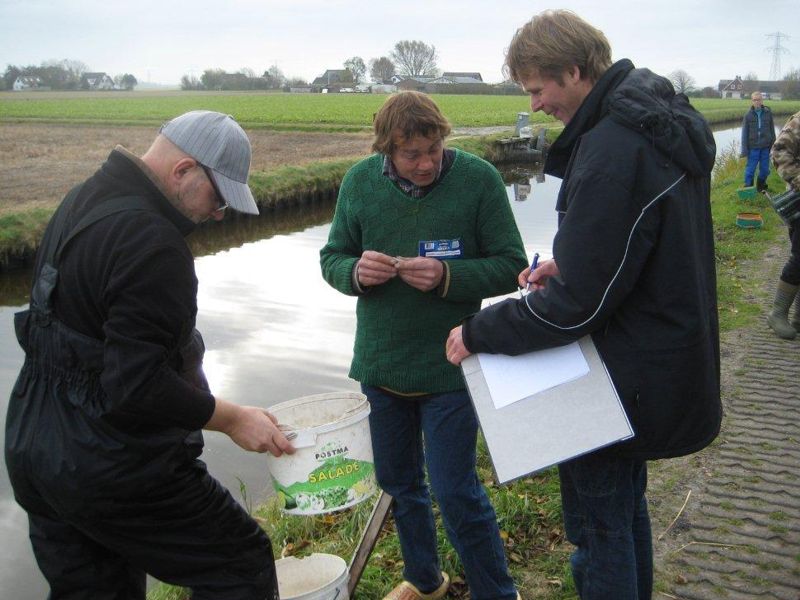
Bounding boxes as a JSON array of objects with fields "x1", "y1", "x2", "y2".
[
  {"x1": 0, "y1": 133, "x2": 508, "y2": 270},
  {"x1": 145, "y1": 148, "x2": 786, "y2": 600},
  {"x1": 710, "y1": 147, "x2": 785, "y2": 331}
]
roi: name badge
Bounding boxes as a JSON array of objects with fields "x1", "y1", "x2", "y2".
[{"x1": 418, "y1": 239, "x2": 463, "y2": 259}]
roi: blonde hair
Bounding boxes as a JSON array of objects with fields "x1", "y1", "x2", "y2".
[
  {"x1": 504, "y1": 10, "x2": 612, "y2": 85},
  {"x1": 372, "y1": 91, "x2": 451, "y2": 155}
]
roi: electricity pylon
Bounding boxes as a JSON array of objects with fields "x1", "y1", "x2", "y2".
[{"x1": 766, "y1": 32, "x2": 790, "y2": 80}]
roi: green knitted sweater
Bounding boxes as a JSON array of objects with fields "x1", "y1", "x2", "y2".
[{"x1": 320, "y1": 149, "x2": 527, "y2": 393}]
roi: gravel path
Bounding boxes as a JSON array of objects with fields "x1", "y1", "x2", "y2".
[{"x1": 655, "y1": 237, "x2": 800, "y2": 600}]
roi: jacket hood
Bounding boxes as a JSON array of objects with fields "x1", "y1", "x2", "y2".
[
  {"x1": 608, "y1": 67, "x2": 716, "y2": 176},
  {"x1": 545, "y1": 60, "x2": 715, "y2": 178}
]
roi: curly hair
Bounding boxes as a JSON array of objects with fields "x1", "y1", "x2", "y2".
[{"x1": 372, "y1": 91, "x2": 451, "y2": 155}]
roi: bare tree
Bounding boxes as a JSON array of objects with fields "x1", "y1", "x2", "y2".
[
  {"x1": 60, "y1": 59, "x2": 88, "y2": 88},
  {"x1": 390, "y1": 40, "x2": 438, "y2": 78},
  {"x1": 369, "y1": 56, "x2": 396, "y2": 83},
  {"x1": 344, "y1": 57, "x2": 366, "y2": 84},
  {"x1": 286, "y1": 77, "x2": 309, "y2": 88},
  {"x1": 782, "y1": 68, "x2": 800, "y2": 99},
  {"x1": 113, "y1": 73, "x2": 137, "y2": 90},
  {"x1": 200, "y1": 68, "x2": 226, "y2": 91},
  {"x1": 669, "y1": 69, "x2": 696, "y2": 94},
  {"x1": 701, "y1": 86, "x2": 718, "y2": 98},
  {"x1": 264, "y1": 64, "x2": 285, "y2": 89},
  {"x1": 744, "y1": 71, "x2": 759, "y2": 81},
  {"x1": 180, "y1": 74, "x2": 202, "y2": 90}
]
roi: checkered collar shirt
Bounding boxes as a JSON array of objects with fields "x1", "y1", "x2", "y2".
[{"x1": 382, "y1": 149, "x2": 455, "y2": 198}]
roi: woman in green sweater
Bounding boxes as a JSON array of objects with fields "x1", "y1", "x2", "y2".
[{"x1": 320, "y1": 91, "x2": 526, "y2": 600}]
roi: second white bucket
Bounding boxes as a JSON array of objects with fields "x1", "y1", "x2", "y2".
[
  {"x1": 276, "y1": 553, "x2": 349, "y2": 600},
  {"x1": 266, "y1": 392, "x2": 377, "y2": 515}
]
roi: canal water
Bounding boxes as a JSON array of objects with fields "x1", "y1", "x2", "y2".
[{"x1": 0, "y1": 124, "x2": 766, "y2": 597}]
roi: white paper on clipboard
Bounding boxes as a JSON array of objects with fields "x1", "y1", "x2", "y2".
[
  {"x1": 461, "y1": 335, "x2": 634, "y2": 484},
  {"x1": 477, "y1": 341, "x2": 590, "y2": 409}
]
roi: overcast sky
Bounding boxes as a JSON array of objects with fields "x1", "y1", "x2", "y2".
[{"x1": 1, "y1": 0, "x2": 797, "y2": 88}]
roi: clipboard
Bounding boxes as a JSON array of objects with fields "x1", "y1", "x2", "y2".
[{"x1": 461, "y1": 335, "x2": 634, "y2": 484}]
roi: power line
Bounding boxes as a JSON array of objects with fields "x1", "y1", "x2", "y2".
[{"x1": 766, "y1": 32, "x2": 790, "y2": 80}]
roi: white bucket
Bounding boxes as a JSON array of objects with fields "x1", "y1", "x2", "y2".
[
  {"x1": 267, "y1": 392, "x2": 377, "y2": 515},
  {"x1": 276, "y1": 553, "x2": 349, "y2": 600}
]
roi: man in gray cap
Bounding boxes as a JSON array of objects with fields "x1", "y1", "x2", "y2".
[{"x1": 5, "y1": 110, "x2": 292, "y2": 599}]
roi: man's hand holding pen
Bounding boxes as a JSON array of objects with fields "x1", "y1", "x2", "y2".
[{"x1": 520, "y1": 257, "x2": 559, "y2": 292}]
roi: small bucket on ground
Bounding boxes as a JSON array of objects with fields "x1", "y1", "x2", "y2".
[
  {"x1": 737, "y1": 186, "x2": 757, "y2": 200},
  {"x1": 276, "y1": 553, "x2": 349, "y2": 600},
  {"x1": 736, "y1": 212, "x2": 763, "y2": 229},
  {"x1": 266, "y1": 392, "x2": 377, "y2": 515}
]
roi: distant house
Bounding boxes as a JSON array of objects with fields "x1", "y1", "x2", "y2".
[
  {"x1": 718, "y1": 76, "x2": 783, "y2": 100},
  {"x1": 430, "y1": 75, "x2": 484, "y2": 85},
  {"x1": 12, "y1": 76, "x2": 44, "y2": 91},
  {"x1": 81, "y1": 72, "x2": 115, "y2": 90},
  {"x1": 719, "y1": 76, "x2": 745, "y2": 98},
  {"x1": 311, "y1": 69, "x2": 354, "y2": 92},
  {"x1": 397, "y1": 74, "x2": 488, "y2": 94},
  {"x1": 442, "y1": 71, "x2": 483, "y2": 82}
]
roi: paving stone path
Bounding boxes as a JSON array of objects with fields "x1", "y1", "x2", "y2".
[{"x1": 659, "y1": 242, "x2": 800, "y2": 600}]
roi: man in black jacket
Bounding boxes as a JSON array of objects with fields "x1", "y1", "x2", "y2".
[
  {"x1": 445, "y1": 10, "x2": 721, "y2": 600},
  {"x1": 5, "y1": 111, "x2": 294, "y2": 600}
]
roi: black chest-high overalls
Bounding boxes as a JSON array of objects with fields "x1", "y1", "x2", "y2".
[{"x1": 4, "y1": 192, "x2": 278, "y2": 600}]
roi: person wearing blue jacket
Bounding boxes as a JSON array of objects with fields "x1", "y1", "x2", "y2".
[
  {"x1": 446, "y1": 10, "x2": 721, "y2": 600},
  {"x1": 741, "y1": 91, "x2": 776, "y2": 192}
]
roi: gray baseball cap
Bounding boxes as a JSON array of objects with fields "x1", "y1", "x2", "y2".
[{"x1": 160, "y1": 110, "x2": 259, "y2": 215}]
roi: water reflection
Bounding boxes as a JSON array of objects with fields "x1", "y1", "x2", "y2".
[
  {"x1": 0, "y1": 268, "x2": 31, "y2": 307},
  {"x1": 189, "y1": 194, "x2": 336, "y2": 258}
]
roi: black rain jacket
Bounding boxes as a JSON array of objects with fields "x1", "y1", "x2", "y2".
[{"x1": 463, "y1": 60, "x2": 722, "y2": 460}]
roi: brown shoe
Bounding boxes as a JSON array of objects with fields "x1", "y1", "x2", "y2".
[{"x1": 383, "y1": 572, "x2": 450, "y2": 600}]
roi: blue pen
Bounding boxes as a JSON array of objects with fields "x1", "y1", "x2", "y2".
[{"x1": 526, "y1": 252, "x2": 540, "y2": 292}]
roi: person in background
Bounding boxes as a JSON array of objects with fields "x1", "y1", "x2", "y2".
[
  {"x1": 741, "y1": 91, "x2": 776, "y2": 192},
  {"x1": 445, "y1": 10, "x2": 721, "y2": 599},
  {"x1": 5, "y1": 110, "x2": 294, "y2": 600},
  {"x1": 320, "y1": 91, "x2": 525, "y2": 600},
  {"x1": 767, "y1": 110, "x2": 800, "y2": 339}
]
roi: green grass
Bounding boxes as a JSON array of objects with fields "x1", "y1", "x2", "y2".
[
  {"x1": 0, "y1": 209, "x2": 52, "y2": 265},
  {"x1": 4, "y1": 91, "x2": 797, "y2": 131},
  {"x1": 709, "y1": 144, "x2": 785, "y2": 332},
  {"x1": 0, "y1": 91, "x2": 540, "y2": 131}
]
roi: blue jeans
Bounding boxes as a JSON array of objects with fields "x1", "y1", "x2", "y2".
[
  {"x1": 744, "y1": 147, "x2": 771, "y2": 185},
  {"x1": 559, "y1": 453, "x2": 652, "y2": 600},
  {"x1": 362, "y1": 385, "x2": 516, "y2": 600}
]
